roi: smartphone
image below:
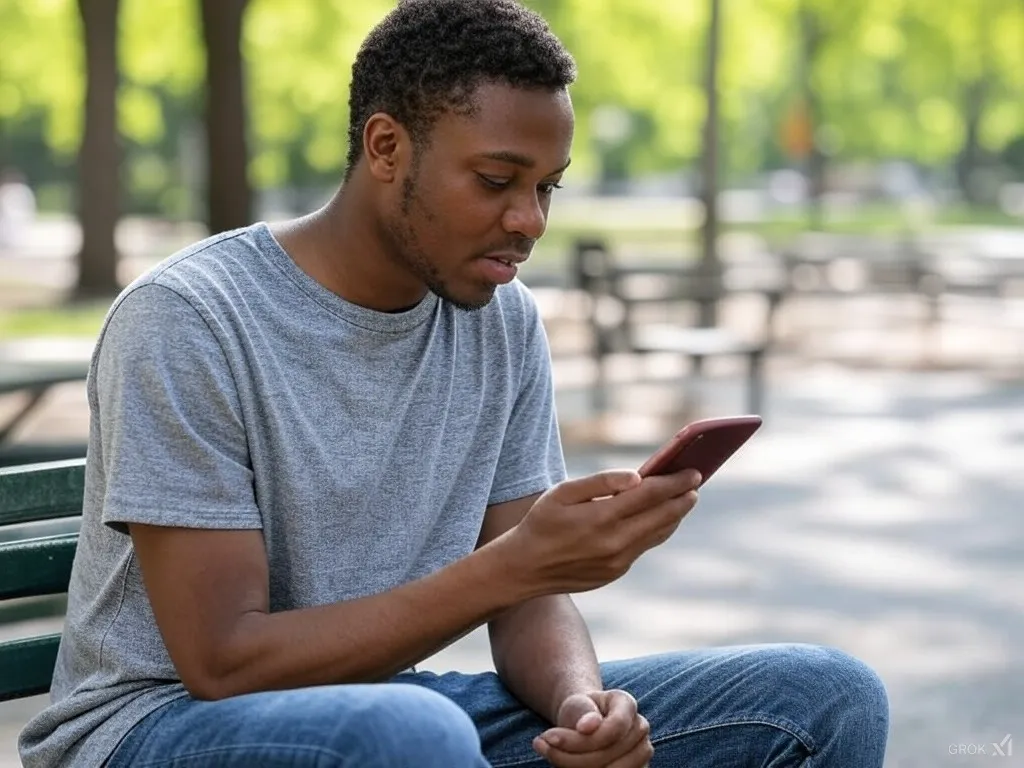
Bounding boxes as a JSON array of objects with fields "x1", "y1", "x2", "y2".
[{"x1": 637, "y1": 415, "x2": 762, "y2": 484}]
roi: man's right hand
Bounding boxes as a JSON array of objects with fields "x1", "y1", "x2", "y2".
[{"x1": 497, "y1": 468, "x2": 701, "y2": 595}]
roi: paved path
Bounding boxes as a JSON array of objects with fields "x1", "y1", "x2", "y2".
[{"x1": 1, "y1": 358, "x2": 1022, "y2": 766}]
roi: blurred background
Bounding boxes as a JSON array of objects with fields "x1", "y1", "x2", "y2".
[{"x1": 0, "y1": 1, "x2": 1022, "y2": 766}]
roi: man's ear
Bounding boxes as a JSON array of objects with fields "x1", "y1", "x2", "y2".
[{"x1": 363, "y1": 113, "x2": 411, "y2": 183}]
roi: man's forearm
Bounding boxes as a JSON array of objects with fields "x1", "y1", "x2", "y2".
[
  {"x1": 488, "y1": 594, "x2": 603, "y2": 723},
  {"x1": 204, "y1": 541, "x2": 535, "y2": 699}
]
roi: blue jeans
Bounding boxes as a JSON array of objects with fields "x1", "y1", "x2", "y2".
[{"x1": 106, "y1": 643, "x2": 889, "y2": 767}]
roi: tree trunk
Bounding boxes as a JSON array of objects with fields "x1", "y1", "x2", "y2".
[
  {"x1": 798, "y1": 2, "x2": 827, "y2": 231},
  {"x1": 697, "y1": 0, "x2": 722, "y2": 327},
  {"x1": 74, "y1": 0, "x2": 121, "y2": 300},
  {"x1": 200, "y1": 0, "x2": 251, "y2": 234},
  {"x1": 955, "y1": 80, "x2": 986, "y2": 205}
]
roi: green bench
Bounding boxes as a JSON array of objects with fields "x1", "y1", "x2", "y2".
[{"x1": 0, "y1": 458, "x2": 85, "y2": 701}]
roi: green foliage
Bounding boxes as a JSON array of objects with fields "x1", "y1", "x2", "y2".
[{"x1": 0, "y1": 0, "x2": 1021, "y2": 214}]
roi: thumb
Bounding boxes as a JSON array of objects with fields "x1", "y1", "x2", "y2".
[
  {"x1": 552, "y1": 470, "x2": 641, "y2": 504},
  {"x1": 557, "y1": 693, "x2": 604, "y2": 734}
]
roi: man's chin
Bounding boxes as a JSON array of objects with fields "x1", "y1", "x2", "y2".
[{"x1": 434, "y1": 284, "x2": 496, "y2": 312}]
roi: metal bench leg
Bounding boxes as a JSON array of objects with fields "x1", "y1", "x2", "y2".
[
  {"x1": 0, "y1": 386, "x2": 50, "y2": 444},
  {"x1": 747, "y1": 351, "x2": 764, "y2": 415}
]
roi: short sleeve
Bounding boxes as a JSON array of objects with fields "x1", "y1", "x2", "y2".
[
  {"x1": 487, "y1": 292, "x2": 567, "y2": 506},
  {"x1": 94, "y1": 283, "x2": 261, "y2": 532}
]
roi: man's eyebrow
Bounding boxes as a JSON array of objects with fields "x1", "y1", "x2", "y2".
[{"x1": 476, "y1": 151, "x2": 572, "y2": 174}]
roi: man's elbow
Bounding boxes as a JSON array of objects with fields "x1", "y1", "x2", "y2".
[
  {"x1": 180, "y1": 673, "x2": 226, "y2": 701},
  {"x1": 173, "y1": 612, "x2": 272, "y2": 700},
  {"x1": 176, "y1": 654, "x2": 241, "y2": 701}
]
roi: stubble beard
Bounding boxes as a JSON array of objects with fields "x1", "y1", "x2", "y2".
[{"x1": 386, "y1": 172, "x2": 492, "y2": 312}]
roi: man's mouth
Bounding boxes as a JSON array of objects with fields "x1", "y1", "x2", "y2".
[{"x1": 483, "y1": 251, "x2": 529, "y2": 266}]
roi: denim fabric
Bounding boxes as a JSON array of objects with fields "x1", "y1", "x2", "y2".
[{"x1": 107, "y1": 643, "x2": 888, "y2": 767}]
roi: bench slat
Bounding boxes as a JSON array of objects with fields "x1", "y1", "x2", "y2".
[
  {"x1": 632, "y1": 325, "x2": 765, "y2": 356},
  {"x1": 0, "y1": 459, "x2": 86, "y2": 526},
  {"x1": 0, "y1": 634, "x2": 61, "y2": 701},
  {"x1": 0, "y1": 534, "x2": 78, "y2": 600}
]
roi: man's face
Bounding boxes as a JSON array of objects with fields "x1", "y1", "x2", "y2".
[{"x1": 382, "y1": 83, "x2": 574, "y2": 311}]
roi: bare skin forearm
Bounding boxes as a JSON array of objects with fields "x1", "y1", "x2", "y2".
[
  {"x1": 205, "y1": 542, "x2": 535, "y2": 699},
  {"x1": 489, "y1": 594, "x2": 603, "y2": 723}
]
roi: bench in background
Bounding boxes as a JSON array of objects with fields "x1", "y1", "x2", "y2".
[{"x1": 570, "y1": 238, "x2": 784, "y2": 415}]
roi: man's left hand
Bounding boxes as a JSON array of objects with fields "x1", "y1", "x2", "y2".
[{"x1": 532, "y1": 690, "x2": 653, "y2": 767}]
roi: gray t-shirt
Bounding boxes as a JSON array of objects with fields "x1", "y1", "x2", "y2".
[{"x1": 19, "y1": 222, "x2": 566, "y2": 767}]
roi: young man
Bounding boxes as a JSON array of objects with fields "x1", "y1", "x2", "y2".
[{"x1": 20, "y1": 1, "x2": 889, "y2": 765}]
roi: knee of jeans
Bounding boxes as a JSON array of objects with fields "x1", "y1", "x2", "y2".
[
  {"x1": 779, "y1": 644, "x2": 890, "y2": 730},
  {"x1": 356, "y1": 684, "x2": 486, "y2": 767}
]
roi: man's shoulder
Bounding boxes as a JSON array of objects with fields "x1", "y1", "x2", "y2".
[
  {"x1": 92, "y1": 224, "x2": 275, "y2": 355},
  {"x1": 105, "y1": 224, "x2": 272, "y2": 319},
  {"x1": 487, "y1": 278, "x2": 541, "y2": 323},
  {"x1": 131, "y1": 223, "x2": 267, "y2": 295}
]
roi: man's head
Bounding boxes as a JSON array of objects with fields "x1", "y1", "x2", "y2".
[{"x1": 345, "y1": 0, "x2": 577, "y2": 311}]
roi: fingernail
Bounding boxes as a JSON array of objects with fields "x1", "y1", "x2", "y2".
[{"x1": 547, "y1": 735, "x2": 560, "y2": 747}]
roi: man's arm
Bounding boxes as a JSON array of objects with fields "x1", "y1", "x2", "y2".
[
  {"x1": 480, "y1": 493, "x2": 602, "y2": 724},
  {"x1": 131, "y1": 470, "x2": 696, "y2": 703},
  {"x1": 130, "y1": 523, "x2": 535, "y2": 700}
]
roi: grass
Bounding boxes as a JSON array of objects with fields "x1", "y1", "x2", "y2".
[{"x1": 0, "y1": 300, "x2": 110, "y2": 339}]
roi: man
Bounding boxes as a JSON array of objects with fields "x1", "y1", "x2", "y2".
[{"x1": 20, "y1": 1, "x2": 889, "y2": 765}]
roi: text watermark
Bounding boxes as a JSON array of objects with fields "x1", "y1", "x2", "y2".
[{"x1": 948, "y1": 735, "x2": 1013, "y2": 757}]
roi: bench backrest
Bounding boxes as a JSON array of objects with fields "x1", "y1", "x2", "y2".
[{"x1": 0, "y1": 458, "x2": 85, "y2": 701}]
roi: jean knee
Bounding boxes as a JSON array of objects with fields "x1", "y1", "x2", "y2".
[
  {"x1": 777, "y1": 644, "x2": 889, "y2": 737},
  {"x1": 356, "y1": 684, "x2": 486, "y2": 767}
]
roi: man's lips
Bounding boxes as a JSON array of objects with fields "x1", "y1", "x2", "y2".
[
  {"x1": 482, "y1": 251, "x2": 530, "y2": 266},
  {"x1": 476, "y1": 252, "x2": 526, "y2": 284}
]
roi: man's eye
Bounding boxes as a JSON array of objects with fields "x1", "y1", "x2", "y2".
[
  {"x1": 538, "y1": 181, "x2": 564, "y2": 195},
  {"x1": 477, "y1": 174, "x2": 510, "y2": 190}
]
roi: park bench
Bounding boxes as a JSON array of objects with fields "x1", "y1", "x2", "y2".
[
  {"x1": 0, "y1": 458, "x2": 84, "y2": 701},
  {"x1": 571, "y1": 238, "x2": 784, "y2": 415}
]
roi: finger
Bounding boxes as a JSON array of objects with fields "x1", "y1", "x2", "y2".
[
  {"x1": 537, "y1": 696, "x2": 641, "y2": 758},
  {"x1": 606, "y1": 735, "x2": 654, "y2": 768},
  {"x1": 551, "y1": 470, "x2": 642, "y2": 505},
  {"x1": 598, "y1": 690, "x2": 638, "y2": 739},
  {"x1": 644, "y1": 492, "x2": 700, "y2": 544},
  {"x1": 605, "y1": 717, "x2": 651, "y2": 768},
  {"x1": 534, "y1": 716, "x2": 650, "y2": 766},
  {"x1": 609, "y1": 472, "x2": 701, "y2": 519},
  {"x1": 618, "y1": 490, "x2": 699, "y2": 547},
  {"x1": 556, "y1": 692, "x2": 603, "y2": 732},
  {"x1": 538, "y1": 717, "x2": 621, "y2": 754},
  {"x1": 599, "y1": 689, "x2": 638, "y2": 717},
  {"x1": 672, "y1": 467, "x2": 703, "y2": 489},
  {"x1": 575, "y1": 711, "x2": 603, "y2": 735}
]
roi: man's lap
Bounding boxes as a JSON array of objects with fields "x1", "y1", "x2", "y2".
[
  {"x1": 107, "y1": 643, "x2": 888, "y2": 768},
  {"x1": 105, "y1": 682, "x2": 487, "y2": 768},
  {"x1": 406, "y1": 643, "x2": 889, "y2": 767}
]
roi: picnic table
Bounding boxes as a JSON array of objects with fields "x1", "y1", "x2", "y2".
[
  {"x1": 0, "y1": 341, "x2": 91, "y2": 465},
  {"x1": 569, "y1": 238, "x2": 786, "y2": 415}
]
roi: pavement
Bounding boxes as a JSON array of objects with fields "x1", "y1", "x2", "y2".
[{"x1": 1, "y1": 307, "x2": 1023, "y2": 765}]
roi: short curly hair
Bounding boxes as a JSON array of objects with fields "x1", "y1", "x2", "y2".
[{"x1": 345, "y1": 0, "x2": 577, "y2": 178}]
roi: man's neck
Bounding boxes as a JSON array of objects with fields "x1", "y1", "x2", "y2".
[{"x1": 271, "y1": 184, "x2": 427, "y2": 312}]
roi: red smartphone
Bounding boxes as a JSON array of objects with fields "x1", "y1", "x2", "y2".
[{"x1": 637, "y1": 415, "x2": 762, "y2": 484}]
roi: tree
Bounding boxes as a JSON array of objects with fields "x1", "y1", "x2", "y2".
[
  {"x1": 74, "y1": 0, "x2": 121, "y2": 299},
  {"x1": 200, "y1": 0, "x2": 251, "y2": 234},
  {"x1": 4, "y1": 0, "x2": 1021, "y2": 218},
  {"x1": 698, "y1": 0, "x2": 722, "y2": 327}
]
